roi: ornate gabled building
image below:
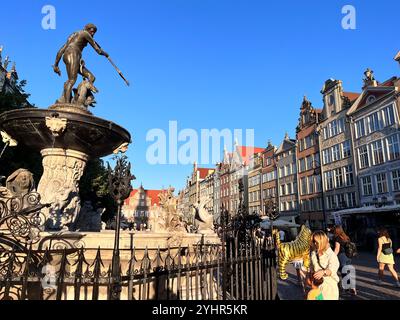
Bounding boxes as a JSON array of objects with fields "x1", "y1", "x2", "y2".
[
  {"x1": 122, "y1": 185, "x2": 163, "y2": 226},
  {"x1": 296, "y1": 96, "x2": 324, "y2": 229},
  {"x1": 261, "y1": 141, "x2": 278, "y2": 214},
  {"x1": 347, "y1": 70, "x2": 400, "y2": 208},
  {"x1": 276, "y1": 133, "x2": 298, "y2": 222},
  {"x1": 318, "y1": 79, "x2": 360, "y2": 225},
  {"x1": 219, "y1": 143, "x2": 264, "y2": 215},
  {"x1": 248, "y1": 151, "x2": 263, "y2": 215}
]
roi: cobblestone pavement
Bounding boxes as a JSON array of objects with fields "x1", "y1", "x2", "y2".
[{"x1": 278, "y1": 252, "x2": 400, "y2": 300}]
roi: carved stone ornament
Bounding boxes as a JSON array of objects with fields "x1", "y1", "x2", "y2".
[
  {"x1": 1, "y1": 131, "x2": 18, "y2": 147},
  {"x1": 37, "y1": 148, "x2": 89, "y2": 231},
  {"x1": 45, "y1": 115, "x2": 68, "y2": 137},
  {"x1": 113, "y1": 142, "x2": 129, "y2": 154}
]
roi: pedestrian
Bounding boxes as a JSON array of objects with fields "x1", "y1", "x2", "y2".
[
  {"x1": 309, "y1": 230, "x2": 340, "y2": 300},
  {"x1": 279, "y1": 229, "x2": 286, "y2": 242},
  {"x1": 306, "y1": 273, "x2": 324, "y2": 300},
  {"x1": 376, "y1": 227, "x2": 400, "y2": 287},
  {"x1": 332, "y1": 225, "x2": 357, "y2": 295}
]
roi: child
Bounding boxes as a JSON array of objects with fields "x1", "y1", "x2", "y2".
[{"x1": 306, "y1": 274, "x2": 324, "y2": 300}]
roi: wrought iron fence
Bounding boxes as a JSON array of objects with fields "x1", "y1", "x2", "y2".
[{"x1": 0, "y1": 236, "x2": 277, "y2": 300}]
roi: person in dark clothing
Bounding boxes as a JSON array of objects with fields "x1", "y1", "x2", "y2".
[{"x1": 332, "y1": 225, "x2": 357, "y2": 295}]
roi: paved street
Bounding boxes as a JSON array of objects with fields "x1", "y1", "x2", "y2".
[{"x1": 278, "y1": 252, "x2": 400, "y2": 300}]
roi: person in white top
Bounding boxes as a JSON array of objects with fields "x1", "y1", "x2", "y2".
[
  {"x1": 308, "y1": 230, "x2": 340, "y2": 300},
  {"x1": 279, "y1": 230, "x2": 286, "y2": 242}
]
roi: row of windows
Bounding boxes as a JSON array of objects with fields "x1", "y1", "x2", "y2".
[
  {"x1": 298, "y1": 133, "x2": 318, "y2": 152},
  {"x1": 358, "y1": 134, "x2": 400, "y2": 170},
  {"x1": 263, "y1": 170, "x2": 277, "y2": 183},
  {"x1": 322, "y1": 118, "x2": 346, "y2": 140},
  {"x1": 278, "y1": 163, "x2": 297, "y2": 178},
  {"x1": 298, "y1": 153, "x2": 321, "y2": 173},
  {"x1": 355, "y1": 105, "x2": 395, "y2": 139},
  {"x1": 300, "y1": 175, "x2": 322, "y2": 196},
  {"x1": 326, "y1": 193, "x2": 357, "y2": 210},
  {"x1": 249, "y1": 190, "x2": 261, "y2": 203},
  {"x1": 276, "y1": 149, "x2": 295, "y2": 161},
  {"x1": 322, "y1": 140, "x2": 352, "y2": 165},
  {"x1": 324, "y1": 165, "x2": 354, "y2": 191},
  {"x1": 280, "y1": 182, "x2": 297, "y2": 196},
  {"x1": 249, "y1": 174, "x2": 261, "y2": 187},
  {"x1": 361, "y1": 170, "x2": 400, "y2": 196},
  {"x1": 280, "y1": 201, "x2": 298, "y2": 212},
  {"x1": 300, "y1": 197, "x2": 323, "y2": 212}
]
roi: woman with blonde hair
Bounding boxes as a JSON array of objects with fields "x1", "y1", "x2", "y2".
[{"x1": 309, "y1": 231, "x2": 340, "y2": 300}]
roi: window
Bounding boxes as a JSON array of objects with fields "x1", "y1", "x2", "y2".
[
  {"x1": 387, "y1": 135, "x2": 400, "y2": 161},
  {"x1": 332, "y1": 145, "x2": 341, "y2": 162},
  {"x1": 344, "y1": 165, "x2": 354, "y2": 187},
  {"x1": 335, "y1": 168, "x2": 344, "y2": 188},
  {"x1": 368, "y1": 112, "x2": 380, "y2": 134},
  {"x1": 376, "y1": 173, "x2": 388, "y2": 194},
  {"x1": 347, "y1": 193, "x2": 357, "y2": 208},
  {"x1": 361, "y1": 176, "x2": 373, "y2": 196},
  {"x1": 291, "y1": 163, "x2": 297, "y2": 174},
  {"x1": 392, "y1": 170, "x2": 400, "y2": 192},
  {"x1": 285, "y1": 165, "x2": 291, "y2": 176},
  {"x1": 299, "y1": 158, "x2": 306, "y2": 173},
  {"x1": 308, "y1": 176, "x2": 315, "y2": 194},
  {"x1": 371, "y1": 140, "x2": 384, "y2": 165},
  {"x1": 301, "y1": 177, "x2": 307, "y2": 196},
  {"x1": 337, "y1": 194, "x2": 346, "y2": 208},
  {"x1": 323, "y1": 149, "x2": 332, "y2": 165},
  {"x1": 383, "y1": 105, "x2": 395, "y2": 127},
  {"x1": 330, "y1": 120, "x2": 338, "y2": 137},
  {"x1": 342, "y1": 140, "x2": 351, "y2": 158},
  {"x1": 315, "y1": 175, "x2": 322, "y2": 192},
  {"x1": 325, "y1": 171, "x2": 334, "y2": 190},
  {"x1": 338, "y1": 118, "x2": 345, "y2": 134},
  {"x1": 280, "y1": 185, "x2": 286, "y2": 196},
  {"x1": 287, "y1": 183, "x2": 292, "y2": 195},
  {"x1": 358, "y1": 145, "x2": 369, "y2": 169},
  {"x1": 356, "y1": 120, "x2": 366, "y2": 139},
  {"x1": 307, "y1": 156, "x2": 314, "y2": 171}
]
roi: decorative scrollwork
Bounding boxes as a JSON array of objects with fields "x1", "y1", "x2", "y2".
[{"x1": 0, "y1": 191, "x2": 48, "y2": 245}]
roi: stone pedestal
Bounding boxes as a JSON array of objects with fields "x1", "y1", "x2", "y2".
[{"x1": 37, "y1": 148, "x2": 89, "y2": 231}]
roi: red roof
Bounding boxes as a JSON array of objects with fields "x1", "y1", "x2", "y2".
[
  {"x1": 198, "y1": 168, "x2": 214, "y2": 179},
  {"x1": 343, "y1": 92, "x2": 360, "y2": 102},
  {"x1": 124, "y1": 188, "x2": 163, "y2": 206},
  {"x1": 237, "y1": 146, "x2": 265, "y2": 165}
]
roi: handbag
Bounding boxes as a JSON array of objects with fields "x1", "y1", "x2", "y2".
[
  {"x1": 383, "y1": 247, "x2": 393, "y2": 255},
  {"x1": 382, "y1": 241, "x2": 393, "y2": 255}
]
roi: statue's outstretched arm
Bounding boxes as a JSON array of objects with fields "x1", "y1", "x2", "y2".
[{"x1": 84, "y1": 31, "x2": 109, "y2": 57}]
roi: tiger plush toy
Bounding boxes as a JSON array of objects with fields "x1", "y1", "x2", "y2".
[{"x1": 272, "y1": 225, "x2": 312, "y2": 280}]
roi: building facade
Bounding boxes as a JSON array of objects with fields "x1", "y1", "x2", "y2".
[
  {"x1": 347, "y1": 71, "x2": 400, "y2": 207},
  {"x1": 122, "y1": 185, "x2": 162, "y2": 227},
  {"x1": 318, "y1": 79, "x2": 361, "y2": 225},
  {"x1": 248, "y1": 152, "x2": 263, "y2": 215},
  {"x1": 296, "y1": 97, "x2": 324, "y2": 229},
  {"x1": 261, "y1": 142, "x2": 278, "y2": 216},
  {"x1": 276, "y1": 134, "x2": 299, "y2": 222}
]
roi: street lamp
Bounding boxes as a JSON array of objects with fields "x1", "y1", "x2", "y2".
[
  {"x1": 311, "y1": 159, "x2": 328, "y2": 230},
  {"x1": 107, "y1": 155, "x2": 135, "y2": 300}
]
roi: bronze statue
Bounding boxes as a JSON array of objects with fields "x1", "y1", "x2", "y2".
[{"x1": 53, "y1": 23, "x2": 109, "y2": 104}]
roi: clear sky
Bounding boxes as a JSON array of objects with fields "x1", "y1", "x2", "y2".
[{"x1": 1, "y1": 0, "x2": 400, "y2": 191}]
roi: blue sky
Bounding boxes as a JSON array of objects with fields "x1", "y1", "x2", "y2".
[{"x1": 1, "y1": 0, "x2": 400, "y2": 191}]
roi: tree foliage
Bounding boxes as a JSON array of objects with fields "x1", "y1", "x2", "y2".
[{"x1": 0, "y1": 80, "x2": 43, "y2": 183}]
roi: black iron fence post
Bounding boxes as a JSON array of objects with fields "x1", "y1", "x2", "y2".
[{"x1": 108, "y1": 155, "x2": 135, "y2": 300}]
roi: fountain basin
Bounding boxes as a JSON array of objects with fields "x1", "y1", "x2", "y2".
[{"x1": 0, "y1": 108, "x2": 131, "y2": 158}]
